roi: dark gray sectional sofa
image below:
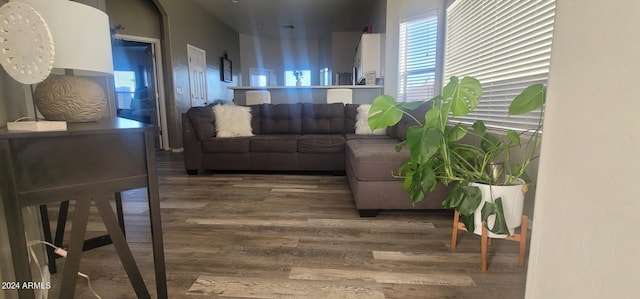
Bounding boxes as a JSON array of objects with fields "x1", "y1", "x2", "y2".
[{"x1": 182, "y1": 102, "x2": 449, "y2": 216}]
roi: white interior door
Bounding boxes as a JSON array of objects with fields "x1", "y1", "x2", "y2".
[{"x1": 187, "y1": 44, "x2": 207, "y2": 107}]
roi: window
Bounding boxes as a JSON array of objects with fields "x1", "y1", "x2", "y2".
[
  {"x1": 114, "y1": 70, "x2": 136, "y2": 109},
  {"x1": 284, "y1": 70, "x2": 311, "y2": 86},
  {"x1": 398, "y1": 11, "x2": 439, "y2": 102},
  {"x1": 249, "y1": 68, "x2": 274, "y2": 87},
  {"x1": 319, "y1": 67, "x2": 330, "y2": 86},
  {"x1": 445, "y1": 0, "x2": 556, "y2": 131}
]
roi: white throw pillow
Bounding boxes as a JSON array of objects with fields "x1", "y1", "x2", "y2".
[
  {"x1": 355, "y1": 104, "x2": 386, "y2": 135},
  {"x1": 212, "y1": 104, "x2": 254, "y2": 137}
]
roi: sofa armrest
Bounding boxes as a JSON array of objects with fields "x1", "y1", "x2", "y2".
[{"x1": 182, "y1": 113, "x2": 203, "y2": 175}]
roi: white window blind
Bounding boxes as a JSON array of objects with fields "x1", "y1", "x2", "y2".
[
  {"x1": 444, "y1": 0, "x2": 555, "y2": 131},
  {"x1": 398, "y1": 12, "x2": 438, "y2": 102}
]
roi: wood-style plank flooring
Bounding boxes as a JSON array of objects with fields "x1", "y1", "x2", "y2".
[{"x1": 45, "y1": 151, "x2": 529, "y2": 298}]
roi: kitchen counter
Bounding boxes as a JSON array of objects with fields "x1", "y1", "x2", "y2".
[{"x1": 229, "y1": 85, "x2": 384, "y2": 105}]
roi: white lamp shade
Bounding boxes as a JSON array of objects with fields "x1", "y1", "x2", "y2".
[{"x1": 14, "y1": 0, "x2": 113, "y2": 76}]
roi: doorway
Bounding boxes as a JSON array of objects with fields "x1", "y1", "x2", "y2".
[{"x1": 112, "y1": 34, "x2": 169, "y2": 150}]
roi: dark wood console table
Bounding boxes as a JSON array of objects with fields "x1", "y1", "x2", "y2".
[{"x1": 0, "y1": 118, "x2": 167, "y2": 298}]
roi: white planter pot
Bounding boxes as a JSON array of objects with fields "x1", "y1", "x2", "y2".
[{"x1": 470, "y1": 180, "x2": 527, "y2": 238}]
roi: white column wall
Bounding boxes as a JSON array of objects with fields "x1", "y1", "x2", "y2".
[{"x1": 525, "y1": 0, "x2": 640, "y2": 298}]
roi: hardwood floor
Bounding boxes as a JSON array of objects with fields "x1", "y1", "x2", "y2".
[{"x1": 45, "y1": 151, "x2": 529, "y2": 298}]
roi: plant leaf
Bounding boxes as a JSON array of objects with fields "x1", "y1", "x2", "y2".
[
  {"x1": 507, "y1": 130, "x2": 521, "y2": 146},
  {"x1": 442, "y1": 185, "x2": 482, "y2": 216},
  {"x1": 450, "y1": 76, "x2": 482, "y2": 117},
  {"x1": 460, "y1": 213, "x2": 475, "y2": 234},
  {"x1": 509, "y1": 84, "x2": 546, "y2": 115},
  {"x1": 442, "y1": 76, "x2": 459, "y2": 99},
  {"x1": 512, "y1": 164, "x2": 532, "y2": 184},
  {"x1": 458, "y1": 185, "x2": 482, "y2": 216},
  {"x1": 406, "y1": 126, "x2": 442, "y2": 164},
  {"x1": 472, "y1": 120, "x2": 486, "y2": 137},
  {"x1": 368, "y1": 95, "x2": 403, "y2": 130},
  {"x1": 481, "y1": 132, "x2": 502, "y2": 153},
  {"x1": 397, "y1": 160, "x2": 429, "y2": 205},
  {"x1": 423, "y1": 102, "x2": 442, "y2": 128},
  {"x1": 446, "y1": 124, "x2": 468, "y2": 143},
  {"x1": 395, "y1": 140, "x2": 407, "y2": 152},
  {"x1": 399, "y1": 101, "x2": 424, "y2": 110},
  {"x1": 418, "y1": 162, "x2": 437, "y2": 195},
  {"x1": 480, "y1": 197, "x2": 510, "y2": 235}
]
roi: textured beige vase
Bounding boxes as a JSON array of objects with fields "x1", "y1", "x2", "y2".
[{"x1": 34, "y1": 75, "x2": 106, "y2": 122}]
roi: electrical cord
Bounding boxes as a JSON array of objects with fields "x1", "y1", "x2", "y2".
[
  {"x1": 12, "y1": 116, "x2": 33, "y2": 122},
  {"x1": 26, "y1": 244, "x2": 46, "y2": 299},
  {"x1": 27, "y1": 240, "x2": 102, "y2": 298}
]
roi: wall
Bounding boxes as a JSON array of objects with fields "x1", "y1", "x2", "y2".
[
  {"x1": 384, "y1": 0, "x2": 445, "y2": 98},
  {"x1": 0, "y1": 0, "x2": 49, "y2": 292},
  {"x1": 525, "y1": 0, "x2": 640, "y2": 298},
  {"x1": 317, "y1": 34, "x2": 332, "y2": 83},
  {"x1": 328, "y1": 0, "x2": 386, "y2": 85},
  {"x1": 0, "y1": 71, "x2": 29, "y2": 129},
  {"x1": 106, "y1": 0, "x2": 161, "y2": 38},
  {"x1": 371, "y1": 0, "x2": 387, "y2": 34},
  {"x1": 1, "y1": 73, "x2": 50, "y2": 299},
  {"x1": 151, "y1": 0, "x2": 240, "y2": 148},
  {"x1": 240, "y1": 0, "x2": 386, "y2": 88},
  {"x1": 240, "y1": 34, "x2": 320, "y2": 86},
  {"x1": 74, "y1": 0, "x2": 106, "y2": 11},
  {"x1": 331, "y1": 31, "x2": 362, "y2": 76}
]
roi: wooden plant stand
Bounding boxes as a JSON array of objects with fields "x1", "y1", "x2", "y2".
[{"x1": 451, "y1": 210, "x2": 528, "y2": 272}]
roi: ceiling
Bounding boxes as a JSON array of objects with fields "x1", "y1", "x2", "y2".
[{"x1": 191, "y1": 0, "x2": 379, "y2": 40}]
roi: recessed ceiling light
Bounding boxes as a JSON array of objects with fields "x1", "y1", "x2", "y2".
[{"x1": 231, "y1": 0, "x2": 239, "y2": 3}]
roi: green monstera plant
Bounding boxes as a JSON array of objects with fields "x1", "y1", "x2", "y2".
[{"x1": 368, "y1": 76, "x2": 545, "y2": 235}]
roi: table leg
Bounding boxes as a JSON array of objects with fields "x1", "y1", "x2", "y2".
[
  {"x1": 481, "y1": 221, "x2": 488, "y2": 273},
  {"x1": 94, "y1": 197, "x2": 151, "y2": 299},
  {"x1": 39, "y1": 204, "x2": 57, "y2": 274},
  {"x1": 145, "y1": 130, "x2": 168, "y2": 299},
  {"x1": 54, "y1": 201, "x2": 70, "y2": 249},
  {"x1": 451, "y1": 210, "x2": 460, "y2": 249},
  {"x1": 115, "y1": 192, "x2": 126, "y2": 237},
  {"x1": 60, "y1": 199, "x2": 91, "y2": 298}
]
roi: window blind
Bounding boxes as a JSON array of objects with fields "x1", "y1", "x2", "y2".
[
  {"x1": 444, "y1": 0, "x2": 555, "y2": 131},
  {"x1": 398, "y1": 12, "x2": 438, "y2": 102}
]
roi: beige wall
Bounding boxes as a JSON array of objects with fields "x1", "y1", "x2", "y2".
[
  {"x1": 0, "y1": 72, "x2": 29, "y2": 130},
  {"x1": 240, "y1": 34, "x2": 320, "y2": 86},
  {"x1": 331, "y1": 31, "x2": 362, "y2": 75},
  {"x1": 107, "y1": 0, "x2": 161, "y2": 39},
  {"x1": 525, "y1": 0, "x2": 640, "y2": 298},
  {"x1": 109, "y1": 0, "x2": 241, "y2": 148},
  {"x1": 239, "y1": 0, "x2": 386, "y2": 88},
  {"x1": 148, "y1": 0, "x2": 240, "y2": 148}
]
